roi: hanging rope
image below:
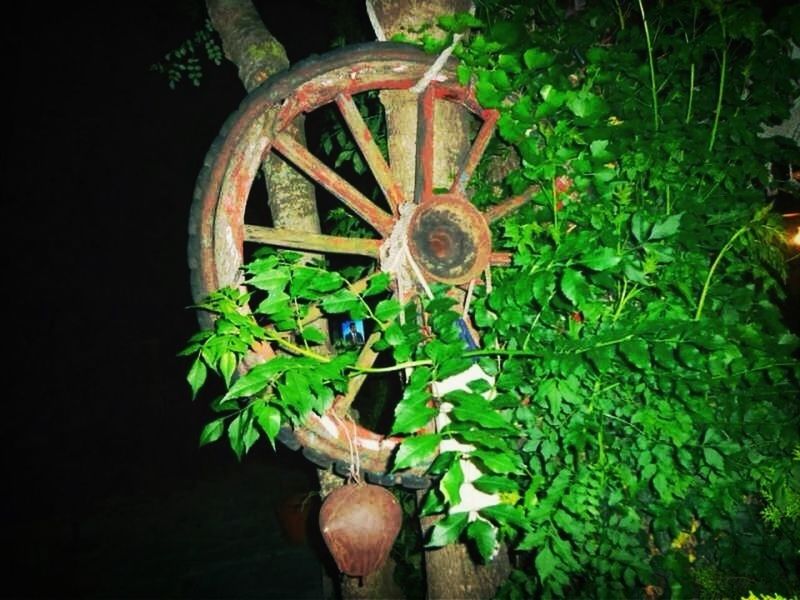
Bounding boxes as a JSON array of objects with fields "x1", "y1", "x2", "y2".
[
  {"x1": 365, "y1": 0, "x2": 387, "y2": 42},
  {"x1": 379, "y1": 202, "x2": 434, "y2": 302},
  {"x1": 334, "y1": 413, "x2": 362, "y2": 484}
]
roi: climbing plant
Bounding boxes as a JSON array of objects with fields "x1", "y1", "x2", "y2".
[{"x1": 184, "y1": 0, "x2": 800, "y2": 596}]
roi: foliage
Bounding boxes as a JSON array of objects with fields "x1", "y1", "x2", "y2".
[
  {"x1": 742, "y1": 594, "x2": 799, "y2": 600},
  {"x1": 185, "y1": 0, "x2": 800, "y2": 596},
  {"x1": 151, "y1": 19, "x2": 223, "y2": 88}
]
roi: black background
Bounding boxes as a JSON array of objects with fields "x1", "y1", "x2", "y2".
[{"x1": 4, "y1": 2, "x2": 371, "y2": 598}]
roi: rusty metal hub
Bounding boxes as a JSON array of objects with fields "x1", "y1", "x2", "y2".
[{"x1": 407, "y1": 194, "x2": 492, "y2": 285}]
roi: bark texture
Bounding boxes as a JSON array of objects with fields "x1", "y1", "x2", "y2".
[
  {"x1": 207, "y1": 3, "x2": 391, "y2": 598},
  {"x1": 373, "y1": 2, "x2": 513, "y2": 597},
  {"x1": 374, "y1": 0, "x2": 474, "y2": 201},
  {"x1": 206, "y1": 0, "x2": 320, "y2": 232},
  {"x1": 206, "y1": 0, "x2": 288, "y2": 91}
]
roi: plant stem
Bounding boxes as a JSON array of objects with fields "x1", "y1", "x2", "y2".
[
  {"x1": 684, "y1": 7, "x2": 698, "y2": 125},
  {"x1": 614, "y1": 0, "x2": 625, "y2": 30},
  {"x1": 637, "y1": 0, "x2": 659, "y2": 131},
  {"x1": 351, "y1": 359, "x2": 433, "y2": 374},
  {"x1": 666, "y1": 184, "x2": 672, "y2": 215},
  {"x1": 264, "y1": 329, "x2": 331, "y2": 362},
  {"x1": 694, "y1": 224, "x2": 747, "y2": 321},
  {"x1": 551, "y1": 177, "x2": 560, "y2": 243},
  {"x1": 708, "y1": 20, "x2": 727, "y2": 153},
  {"x1": 685, "y1": 62, "x2": 695, "y2": 124},
  {"x1": 613, "y1": 282, "x2": 640, "y2": 321}
]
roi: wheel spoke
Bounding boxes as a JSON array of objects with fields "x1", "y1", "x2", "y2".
[
  {"x1": 490, "y1": 251, "x2": 513, "y2": 266},
  {"x1": 414, "y1": 84, "x2": 436, "y2": 204},
  {"x1": 483, "y1": 186, "x2": 537, "y2": 223},
  {"x1": 335, "y1": 94, "x2": 405, "y2": 216},
  {"x1": 332, "y1": 331, "x2": 382, "y2": 417},
  {"x1": 245, "y1": 225, "x2": 381, "y2": 257},
  {"x1": 272, "y1": 132, "x2": 394, "y2": 235},
  {"x1": 450, "y1": 110, "x2": 499, "y2": 196}
]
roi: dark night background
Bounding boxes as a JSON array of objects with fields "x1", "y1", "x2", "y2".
[
  {"x1": 2, "y1": 2, "x2": 798, "y2": 599},
  {"x1": 3, "y1": 2, "x2": 374, "y2": 598}
]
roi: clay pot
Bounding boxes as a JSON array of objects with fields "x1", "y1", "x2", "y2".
[{"x1": 318, "y1": 483, "x2": 402, "y2": 577}]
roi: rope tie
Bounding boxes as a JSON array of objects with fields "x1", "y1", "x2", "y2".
[
  {"x1": 379, "y1": 202, "x2": 434, "y2": 304},
  {"x1": 365, "y1": 0, "x2": 474, "y2": 94},
  {"x1": 334, "y1": 413, "x2": 362, "y2": 484}
]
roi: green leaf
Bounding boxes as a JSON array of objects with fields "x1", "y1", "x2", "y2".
[
  {"x1": 678, "y1": 344, "x2": 704, "y2": 370},
  {"x1": 467, "y1": 519, "x2": 498, "y2": 561},
  {"x1": 539, "y1": 84, "x2": 566, "y2": 107},
  {"x1": 561, "y1": 268, "x2": 589, "y2": 308},
  {"x1": 449, "y1": 393, "x2": 514, "y2": 430},
  {"x1": 537, "y1": 379, "x2": 561, "y2": 418},
  {"x1": 589, "y1": 139, "x2": 613, "y2": 161},
  {"x1": 228, "y1": 412, "x2": 246, "y2": 460},
  {"x1": 321, "y1": 289, "x2": 359, "y2": 313},
  {"x1": 428, "y1": 512, "x2": 469, "y2": 547},
  {"x1": 363, "y1": 272, "x2": 391, "y2": 297},
  {"x1": 247, "y1": 268, "x2": 289, "y2": 293},
  {"x1": 476, "y1": 79, "x2": 504, "y2": 108},
  {"x1": 199, "y1": 418, "x2": 224, "y2": 447},
  {"x1": 535, "y1": 544, "x2": 558, "y2": 581},
  {"x1": 253, "y1": 402, "x2": 281, "y2": 447},
  {"x1": 440, "y1": 460, "x2": 464, "y2": 505},
  {"x1": 279, "y1": 370, "x2": 312, "y2": 419},
  {"x1": 392, "y1": 390, "x2": 437, "y2": 434},
  {"x1": 587, "y1": 345, "x2": 615, "y2": 373},
  {"x1": 653, "y1": 473, "x2": 671, "y2": 501},
  {"x1": 703, "y1": 447, "x2": 725, "y2": 471},
  {"x1": 650, "y1": 213, "x2": 683, "y2": 240},
  {"x1": 581, "y1": 247, "x2": 621, "y2": 271},
  {"x1": 523, "y1": 47, "x2": 554, "y2": 70},
  {"x1": 498, "y1": 53, "x2": 522, "y2": 73},
  {"x1": 224, "y1": 362, "x2": 274, "y2": 401},
  {"x1": 375, "y1": 298, "x2": 402, "y2": 322},
  {"x1": 631, "y1": 213, "x2": 650, "y2": 243},
  {"x1": 256, "y1": 291, "x2": 290, "y2": 316},
  {"x1": 394, "y1": 434, "x2": 441, "y2": 470},
  {"x1": 384, "y1": 321, "x2": 406, "y2": 346},
  {"x1": 188, "y1": 358, "x2": 207, "y2": 399},
  {"x1": 241, "y1": 414, "x2": 260, "y2": 454},
  {"x1": 532, "y1": 270, "x2": 556, "y2": 306},
  {"x1": 619, "y1": 337, "x2": 651, "y2": 370},
  {"x1": 481, "y1": 504, "x2": 528, "y2": 529},
  {"x1": 219, "y1": 351, "x2": 236, "y2": 388},
  {"x1": 491, "y1": 69, "x2": 511, "y2": 91},
  {"x1": 473, "y1": 450, "x2": 522, "y2": 474},
  {"x1": 652, "y1": 342, "x2": 677, "y2": 368},
  {"x1": 457, "y1": 63, "x2": 471, "y2": 86},
  {"x1": 301, "y1": 325, "x2": 327, "y2": 345},
  {"x1": 473, "y1": 475, "x2": 519, "y2": 494}
]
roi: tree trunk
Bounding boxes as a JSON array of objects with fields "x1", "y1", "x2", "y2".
[
  {"x1": 206, "y1": 2, "x2": 397, "y2": 598},
  {"x1": 372, "y1": 1, "x2": 512, "y2": 597},
  {"x1": 206, "y1": 0, "x2": 320, "y2": 232}
]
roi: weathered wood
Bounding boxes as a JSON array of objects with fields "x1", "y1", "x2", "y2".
[{"x1": 244, "y1": 225, "x2": 381, "y2": 257}]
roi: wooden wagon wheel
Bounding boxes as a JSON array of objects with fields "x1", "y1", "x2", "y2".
[{"x1": 189, "y1": 42, "x2": 527, "y2": 488}]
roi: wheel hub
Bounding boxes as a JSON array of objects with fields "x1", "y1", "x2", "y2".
[{"x1": 406, "y1": 195, "x2": 491, "y2": 285}]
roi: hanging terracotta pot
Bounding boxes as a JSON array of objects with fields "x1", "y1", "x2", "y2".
[{"x1": 318, "y1": 482, "x2": 402, "y2": 577}]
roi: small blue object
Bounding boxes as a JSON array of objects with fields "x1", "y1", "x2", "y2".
[{"x1": 457, "y1": 318, "x2": 478, "y2": 352}]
